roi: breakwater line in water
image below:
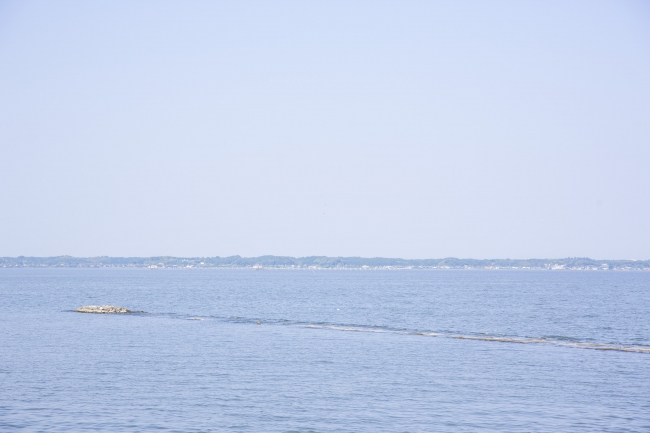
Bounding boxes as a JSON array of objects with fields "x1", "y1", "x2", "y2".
[
  {"x1": 71, "y1": 309, "x2": 650, "y2": 354},
  {"x1": 302, "y1": 324, "x2": 650, "y2": 354}
]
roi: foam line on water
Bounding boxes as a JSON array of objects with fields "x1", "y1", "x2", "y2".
[
  {"x1": 101, "y1": 311, "x2": 650, "y2": 354},
  {"x1": 307, "y1": 325, "x2": 650, "y2": 353}
]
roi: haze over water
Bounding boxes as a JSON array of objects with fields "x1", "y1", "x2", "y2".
[
  {"x1": 1, "y1": 268, "x2": 649, "y2": 432},
  {"x1": 1, "y1": 1, "x2": 649, "y2": 259}
]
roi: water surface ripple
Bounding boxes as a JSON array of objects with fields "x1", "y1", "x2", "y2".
[{"x1": 1, "y1": 268, "x2": 649, "y2": 432}]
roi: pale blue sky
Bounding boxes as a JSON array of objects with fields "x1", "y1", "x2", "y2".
[{"x1": 1, "y1": 1, "x2": 649, "y2": 259}]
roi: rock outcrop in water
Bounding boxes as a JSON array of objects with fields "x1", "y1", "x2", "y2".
[{"x1": 76, "y1": 305, "x2": 131, "y2": 314}]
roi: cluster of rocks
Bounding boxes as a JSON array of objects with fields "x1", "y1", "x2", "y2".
[{"x1": 76, "y1": 305, "x2": 131, "y2": 314}]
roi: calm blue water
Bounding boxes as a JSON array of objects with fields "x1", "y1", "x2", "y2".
[{"x1": 1, "y1": 268, "x2": 649, "y2": 432}]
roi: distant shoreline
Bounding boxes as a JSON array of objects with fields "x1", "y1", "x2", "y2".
[{"x1": 1, "y1": 256, "x2": 648, "y2": 271}]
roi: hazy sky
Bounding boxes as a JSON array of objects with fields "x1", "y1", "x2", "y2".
[{"x1": 1, "y1": 1, "x2": 649, "y2": 259}]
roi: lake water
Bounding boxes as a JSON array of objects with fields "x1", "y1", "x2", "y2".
[{"x1": 1, "y1": 268, "x2": 649, "y2": 432}]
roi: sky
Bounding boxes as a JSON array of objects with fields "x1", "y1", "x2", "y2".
[{"x1": 1, "y1": 0, "x2": 649, "y2": 260}]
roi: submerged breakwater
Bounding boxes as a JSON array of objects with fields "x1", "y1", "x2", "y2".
[{"x1": 112, "y1": 310, "x2": 650, "y2": 354}]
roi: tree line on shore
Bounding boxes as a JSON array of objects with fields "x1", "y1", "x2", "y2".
[{"x1": 1, "y1": 255, "x2": 649, "y2": 270}]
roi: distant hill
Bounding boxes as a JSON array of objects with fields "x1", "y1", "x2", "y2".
[{"x1": 1, "y1": 255, "x2": 648, "y2": 270}]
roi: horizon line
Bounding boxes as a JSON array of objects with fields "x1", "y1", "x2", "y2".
[{"x1": 1, "y1": 255, "x2": 649, "y2": 261}]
